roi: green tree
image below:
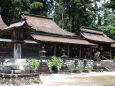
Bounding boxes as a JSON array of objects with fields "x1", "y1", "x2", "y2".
[
  {"x1": 90, "y1": 0, "x2": 102, "y2": 27},
  {"x1": 54, "y1": 0, "x2": 95, "y2": 33},
  {"x1": 0, "y1": 0, "x2": 53, "y2": 25},
  {"x1": 104, "y1": 0, "x2": 115, "y2": 10},
  {"x1": 97, "y1": 0, "x2": 115, "y2": 40},
  {"x1": 98, "y1": 14, "x2": 115, "y2": 40}
]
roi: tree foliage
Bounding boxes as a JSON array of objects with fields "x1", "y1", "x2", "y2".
[
  {"x1": 104, "y1": 0, "x2": 115, "y2": 9},
  {"x1": 54, "y1": 0, "x2": 96, "y2": 33},
  {"x1": 0, "y1": 0, "x2": 53, "y2": 24},
  {"x1": 98, "y1": 14, "x2": 115, "y2": 40}
]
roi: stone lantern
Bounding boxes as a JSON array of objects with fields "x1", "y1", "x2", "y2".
[
  {"x1": 61, "y1": 49, "x2": 68, "y2": 65},
  {"x1": 38, "y1": 46, "x2": 50, "y2": 73},
  {"x1": 61, "y1": 50, "x2": 68, "y2": 58},
  {"x1": 39, "y1": 46, "x2": 46, "y2": 62},
  {"x1": 60, "y1": 50, "x2": 69, "y2": 72}
]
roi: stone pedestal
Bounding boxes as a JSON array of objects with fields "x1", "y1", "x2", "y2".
[{"x1": 38, "y1": 62, "x2": 50, "y2": 73}]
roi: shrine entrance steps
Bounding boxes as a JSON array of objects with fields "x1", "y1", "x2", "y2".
[{"x1": 101, "y1": 60, "x2": 115, "y2": 72}]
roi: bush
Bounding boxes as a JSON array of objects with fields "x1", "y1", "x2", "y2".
[
  {"x1": 67, "y1": 63, "x2": 75, "y2": 73},
  {"x1": 78, "y1": 63, "x2": 84, "y2": 73},
  {"x1": 51, "y1": 66, "x2": 58, "y2": 73},
  {"x1": 87, "y1": 65, "x2": 93, "y2": 72},
  {"x1": 33, "y1": 78, "x2": 39, "y2": 83},
  {"x1": 28, "y1": 59, "x2": 40, "y2": 70},
  {"x1": 46, "y1": 56, "x2": 62, "y2": 72}
]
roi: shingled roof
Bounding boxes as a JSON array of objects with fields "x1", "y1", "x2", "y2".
[
  {"x1": 80, "y1": 26, "x2": 115, "y2": 44},
  {"x1": 32, "y1": 34, "x2": 95, "y2": 45},
  {"x1": 24, "y1": 14, "x2": 75, "y2": 36},
  {"x1": 0, "y1": 15, "x2": 7, "y2": 30},
  {"x1": 2, "y1": 14, "x2": 95, "y2": 45},
  {"x1": 5, "y1": 14, "x2": 75, "y2": 36}
]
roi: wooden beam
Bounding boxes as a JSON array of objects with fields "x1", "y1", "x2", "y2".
[
  {"x1": 79, "y1": 45, "x2": 81, "y2": 59},
  {"x1": 89, "y1": 47, "x2": 92, "y2": 59},
  {"x1": 110, "y1": 47, "x2": 112, "y2": 60},
  {"x1": 54, "y1": 44, "x2": 56, "y2": 56},
  {"x1": 67, "y1": 45, "x2": 70, "y2": 57},
  {"x1": 90, "y1": 47, "x2": 92, "y2": 60}
]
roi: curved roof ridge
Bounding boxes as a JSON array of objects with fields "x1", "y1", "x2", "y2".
[
  {"x1": 6, "y1": 21, "x2": 26, "y2": 30},
  {"x1": 0, "y1": 15, "x2": 7, "y2": 30},
  {"x1": 81, "y1": 26, "x2": 102, "y2": 31},
  {"x1": 23, "y1": 14, "x2": 53, "y2": 20}
]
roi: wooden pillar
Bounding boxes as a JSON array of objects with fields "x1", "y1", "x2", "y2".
[
  {"x1": 67, "y1": 45, "x2": 70, "y2": 57},
  {"x1": 54, "y1": 44, "x2": 56, "y2": 56},
  {"x1": 112, "y1": 48, "x2": 114, "y2": 59},
  {"x1": 90, "y1": 47, "x2": 92, "y2": 59},
  {"x1": 79, "y1": 45, "x2": 81, "y2": 59},
  {"x1": 13, "y1": 31, "x2": 22, "y2": 59},
  {"x1": 110, "y1": 47, "x2": 112, "y2": 60},
  {"x1": 14, "y1": 43, "x2": 21, "y2": 59}
]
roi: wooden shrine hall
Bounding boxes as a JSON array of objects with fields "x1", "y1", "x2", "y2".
[
  {"x1": 0, "y1": 14, "x2": 114, "y2": 60},
  {"x1": 80, "y1": 26, "x2": 115, "y2": 59}
]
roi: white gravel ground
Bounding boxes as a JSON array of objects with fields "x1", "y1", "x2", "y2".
[
  {"x1": 0, "y1": 71, "x2": 115, "y2": 86},
  {"x1": 24, "y1": 71, "x2": 115, "y2": 86}
]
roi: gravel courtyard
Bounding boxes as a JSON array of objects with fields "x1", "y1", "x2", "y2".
[{"x1": 25, "y1": 71, "x2": 115, "y2": 86}]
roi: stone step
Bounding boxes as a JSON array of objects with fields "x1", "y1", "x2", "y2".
[{"x1": 101, "y1": 60, "x2": 115, "y2": 71}]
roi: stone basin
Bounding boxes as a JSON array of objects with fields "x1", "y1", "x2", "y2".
[
  {"x1": 0, "y1": 59, "x2": 41, "y2": 85},
  {"x1": 0, "y1": 59, "x2": 31, "y2": 74}
]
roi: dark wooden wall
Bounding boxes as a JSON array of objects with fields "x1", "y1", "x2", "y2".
[{"x1": 0, "y1": 43, "x2": 13, "y2": 58}]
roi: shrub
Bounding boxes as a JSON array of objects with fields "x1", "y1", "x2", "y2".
[
  {"x1": 33, "y1": 78, "x2": 39, "y2": 83},
  {"x1": 67, "y1": 63, "x2": 75, "y2": 73},
  {"x1": 78, "y1": 63, "x2": 84, "y2": 73},
  {"x1": 87, "y1": 65, "x2": 93, "y2": 72},
  {"x1": 28, "y1": 59, "x2": 40, "y2": 70},
  {"x1": 46, "y1": 56, "x2": 62, "y2": 72},
  {"x1": 51, "y1": 65, "x2": 58, "y2": 73}
]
